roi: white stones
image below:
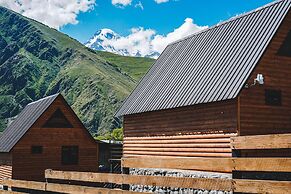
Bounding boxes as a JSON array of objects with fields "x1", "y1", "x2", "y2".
[{"x1": 129, "y1": 168, "x2": 232, "y2": 193}]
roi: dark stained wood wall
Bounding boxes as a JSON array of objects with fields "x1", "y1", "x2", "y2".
[
  {"x1": 123, "y1": 100, "x2": 238, "y2": 158},
  {"x1": 11, "y1": 96, "x2": 98, "y2": 181},
  {"x1": 124, "y1": 99, "x2": 238, "y2": 137},
  {"x1": 239, "y1": 10, "x2": 291, "y2": 136}
]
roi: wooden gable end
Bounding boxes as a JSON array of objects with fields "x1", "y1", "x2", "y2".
[
  {"x1": 11, "y1": 95, "x2": 98, "y2": 181},
  {"x1": 238, "y1": 10, "x2": 291, "y2": 136}
]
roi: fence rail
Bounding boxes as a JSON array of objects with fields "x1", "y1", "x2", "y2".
[{"x1": 0, "y1": 133, "x2": 291, "y2": 193}]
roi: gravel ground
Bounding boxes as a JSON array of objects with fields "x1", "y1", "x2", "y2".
[{"x1": 130, "y1": 168, "x2": 232, "y2": 194}]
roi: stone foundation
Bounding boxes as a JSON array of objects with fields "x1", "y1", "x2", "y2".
[{"x1": 130, "y1": 168, "x2": 232, "y2": 194}]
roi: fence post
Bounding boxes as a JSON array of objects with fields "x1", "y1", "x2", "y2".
[{"x1": 121, "y1": 167, "x2": 130, "y2": 190}]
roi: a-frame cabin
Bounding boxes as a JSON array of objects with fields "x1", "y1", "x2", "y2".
[{"x1": 0, "y1": 94, "x2": 98, "y2": 181}]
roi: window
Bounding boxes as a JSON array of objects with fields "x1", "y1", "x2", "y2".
[
  {"x1": 62, "y1": 146, "x2": 79, "y2": 165},
  {"x1": 31, "y1": 146, "x2": 43, "y2": 154},
  {"x1": 265, "y1": 89, "x2": 282, "y2": 106},
  {"x1": 43, "y1": 109, "x2": 73, "y2": 128}
]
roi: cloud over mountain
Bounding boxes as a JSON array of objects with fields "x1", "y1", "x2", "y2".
[{"x1": 86, "y1": 18, "x2": 207, "y2": 58}]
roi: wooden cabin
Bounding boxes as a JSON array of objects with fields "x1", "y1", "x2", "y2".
[
  {"x1": 0, "y1": 94, "x2": 98, "y2": 181},
  {"x1": 116, "y1": 0, "x2": 291, "y2": 158}
]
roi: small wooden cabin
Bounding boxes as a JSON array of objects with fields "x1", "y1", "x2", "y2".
[
  {"x1": 116, "y1": 0, "x2": 291, "y2": 158},
  {"x1": 0, "y1": 94, "x2": 98, "y2": 181}
]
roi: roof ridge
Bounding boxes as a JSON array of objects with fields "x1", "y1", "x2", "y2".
[
  {"x1": 169, "y1": 0, "x2": 288, "y2": 46},
  {"x1": 28, "y1": 93, "x2": 59, "y2": 105}
]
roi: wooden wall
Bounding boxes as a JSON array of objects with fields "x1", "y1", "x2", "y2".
[
  {"x1": 124, "y1": 100, "x2": 238, "y2": 137},
  {"x1": 123, "y1": 100, "x2": 238, "y2": 158},
  {"x1": 0, "y1": 153, "x2": 12, "y2": 180},
  {"x1": 11, "y1": 96, "x2": 98, "y2": 181},
  {"x1": 239, "y1": 10, "x2": 291, "y2": 136}
]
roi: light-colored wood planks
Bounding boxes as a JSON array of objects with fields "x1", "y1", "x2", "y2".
[
  {"x1": 124, "y1": 133, "x2": 237, "y2": 140},
  {"x1": 122, "y1": 157, "x2": 291, "y2": 173},
  {"x1": 233, "y1": 158, "x2": 291, "y2": 172},
  {"x1": 45, "y1": 170, "x2": 233, "y2": 191},
  {"x1": 122, "y1": 157, "x2": 233, "y2": 172},
  {"x1": 124, "y1": 133, "x2": 236, "y2": 158},
  {"x1": 1, "y1": 179, "x2": 142, "y2": 194},
  {"x1": 1, "y1": 179, "x2": 46, "y2": 190},
  {"x1": 234, "y1": 179, "x2": 291, "y2": 194},
  {"x1": 231, "y1": 133, "x2": 291, "y2": 149},
  {"x1": 46, "y1": 183, "x2": 142, "y2": 194}
]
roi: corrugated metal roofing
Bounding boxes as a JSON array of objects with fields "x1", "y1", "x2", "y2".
[
  {"x1": 116, "y1": 0, "x2": 291, "y2": 116},
  {"x1": 0, "y1": 94, "x2": 59, "y2": 152}
]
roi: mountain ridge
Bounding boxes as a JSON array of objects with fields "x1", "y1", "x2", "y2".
[{"x1": 0, "y1": 6, "x2": 154, "y2": 134}]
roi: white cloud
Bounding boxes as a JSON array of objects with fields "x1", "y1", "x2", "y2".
[
  {"x1": 154, "y1": 0, "x2": 170, "y2": 4},
  {"x1": 152, "y1": 18, "x2": 206, "y2": 53},
  {"x1": 100, "y1": 18, "x2": 207, "y2": 58},
  {"x1": 112, "y1": 0, "x2": 132, "y2": 7},
  {"x1": 0, "y1": 0, "x2": 96, "y2": 29}
]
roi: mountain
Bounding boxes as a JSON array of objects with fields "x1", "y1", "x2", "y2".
[
  {"x1": 85, "y1": 29, "x2": 160, "y2": 59},
  {"x1": 0, "y1": 7, "x2": 155, "y2": 134},
  {"x1": 85, "y1": 29, "x2": 120, "y2": 53}
]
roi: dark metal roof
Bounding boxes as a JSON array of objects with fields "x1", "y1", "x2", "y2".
[
  {"x1": 0, "y1": 94, "x2": 59, "y2": 152},
  {"x1": 116, "y1": 0, "x2": 291, "y2": 116}
]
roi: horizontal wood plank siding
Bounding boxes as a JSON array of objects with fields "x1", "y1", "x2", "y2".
[
  {"x1": 124, "y1": 100, "x2": 238, "y2": 137},
  {"x1": 239, "y1": 10, "x2": 291, "y2": 136},
  {"x1": 123, "y1": 133, "x2": 237, "y2": 158}
]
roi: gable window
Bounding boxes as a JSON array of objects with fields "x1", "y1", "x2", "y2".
[
  {"x1": 61, "y1": 146, "x2": 79, "y2": 165},
  {"x1": 265, "y1": 89, "x2": 282, "y2": 106},
  {"x1": 43, "y1": 109, "x2": 73, "y2": 128},
  {"x1": 31, "y1": 146, "x2": 43, "y2": 154}
]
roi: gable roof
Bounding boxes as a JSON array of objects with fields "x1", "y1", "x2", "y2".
[
  {"x1": 116, "y1": 0, "x2": 291, "y2": 117},
  {"x1": 0, "y1": 94, "x2": 59, "y2": 152}
]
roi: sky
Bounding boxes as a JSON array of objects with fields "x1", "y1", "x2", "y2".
[{"x1": 0, "y1": 0, "x2": 274, "y2": 56}]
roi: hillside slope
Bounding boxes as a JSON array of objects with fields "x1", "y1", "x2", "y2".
[{"x1": 0, "y1": 7, "x2": 154, "y2": 134}]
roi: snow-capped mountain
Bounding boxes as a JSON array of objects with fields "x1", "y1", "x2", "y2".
[
  {"x1": 85, "y1": 28, "x2": 160, "y2": 59},
  {"x1": 85, "y1": 29, "x2": 120, "y2": 53}
]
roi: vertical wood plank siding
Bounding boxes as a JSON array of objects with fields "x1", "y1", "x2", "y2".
[
  {"x1": 11, "y1": 97, "x2": 98, "y2": 181},
  {"x1": 123, "y1": 100, "x2": 237, "y2": 157},
  {"x1": 239, "y1": 10, "x2": 291, "y2": 135}
]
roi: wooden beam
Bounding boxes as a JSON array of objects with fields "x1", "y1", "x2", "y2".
[
  {"x1": 124, "y1": 138, "x2": 231, "y2": 144},
  {"x1": 123, "y1": 151, "x2": 231, "y2": 157},
  {"x1": 0, "y1": 191, "x2": 25, "y2": 194},
  {"x1": 46, "y1": 183, "x2": 142, "y2": 194},
  {"x1": 124, "y1": 133, "x2": 237, "y2": 140},
  {"x1": 122, "y1": 157, "x2": 233, "y2": 173},
  {"x1": 1, "y1": 179, "x2": 45, "y2": 191},
  {"x1": 123, "y1": 147, "x2": 231, "y2": 153},
  {"x1": 122, "y1": 157, "x2": 291, "y2": 172},
  {"x1": 234, "y1": 179, "x2": 291, "y2": 194},
  {"x1": 233, "y1": 158, "x2": 291, "y2": 172},
  {"x1": 231, "y1": 133, "x2": 291, "y2": 149},
  {"x1": 45, "y1": 170, "x2": 233, "y2": 191},
  {"x1": 124, "y1": 143, "x2": 231, "y2": 148}
]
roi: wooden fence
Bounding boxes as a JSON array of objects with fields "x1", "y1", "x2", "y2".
[{"x1": 0, "y1": 133, "x2": 291, "y2": 193}]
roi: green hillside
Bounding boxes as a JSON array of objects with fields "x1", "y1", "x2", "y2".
[{"x1": 0, "y1": 6, "x2": 154, "y2": 135}]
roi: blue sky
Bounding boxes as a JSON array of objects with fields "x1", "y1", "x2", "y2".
[
  {"x1": 0, "y1": 0, "x2": 275, "y2": 56},
  {"x1": 60, "y1": 0, "x2": 273, "y2": 43}
]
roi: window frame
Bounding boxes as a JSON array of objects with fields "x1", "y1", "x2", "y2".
[
  {"x1": 31, "y1": 145, "x2": 43, "y2": 154},
  {"x1": 61, "y1": 145, "x2": 79, "y2": 165},
  {"x1": 265, "y1": 89, "x2": 282, "y2": 106}
]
